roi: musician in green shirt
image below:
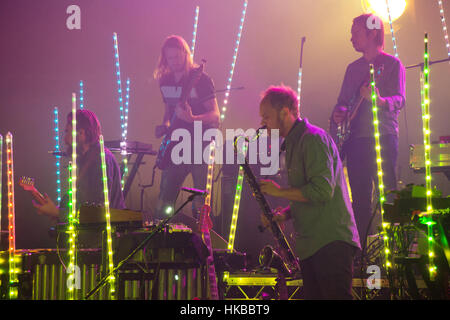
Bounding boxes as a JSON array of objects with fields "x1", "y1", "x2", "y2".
[{"x1": 259, "y1": 85, "x2": 361, "y2": 300}]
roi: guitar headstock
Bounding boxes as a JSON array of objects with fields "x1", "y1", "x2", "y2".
[
  {"x1": 19, "y1": 176, "x2": 45, "y2": 202},
  {"x1": 19, "y1": 176, "x2": 36, "y2": 191}
]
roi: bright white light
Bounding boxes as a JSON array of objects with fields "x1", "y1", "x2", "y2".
[{"x1": 362, "y1": 0, "x2": 407, "y2": 22}]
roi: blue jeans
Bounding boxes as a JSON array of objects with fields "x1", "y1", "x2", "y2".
[{"x1": 344, "y1": 135, "x2": 398, "y2": 243}]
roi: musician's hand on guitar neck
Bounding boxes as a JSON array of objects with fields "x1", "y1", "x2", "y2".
[
  {"x1": 332, "y1": 106, "x2": 348, "y2": 124},
  {"x1": 32, "y1": 193, "x2": 59, "y2": 219},
  {"x1": 175, "y1": 102, "x2": 195, "y2": 123}
]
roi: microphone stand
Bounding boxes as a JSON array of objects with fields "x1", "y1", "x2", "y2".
[
  {"x1": 84, "y1": 193, "x2": 200, "y2": 300},
  {"x1": 405, "y1": 57, "x2": 450, "y2": 70}
]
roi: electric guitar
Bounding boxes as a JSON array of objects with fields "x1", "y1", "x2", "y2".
[
  {"x1": 18, "y1": 176, "x2": 46, "y2": 203},
  {"x1": 197, "y1": 141, "x2": 219, "y2": 300},
  {"x1": 155, "y1": 60, "x2": 206, "y2": 170},
  {"x1": 198, "y1": 204, "x2": 219, "y2": 300},
  {"x1": 329, "y1": 65, "x2": 384, "y2": 157}
]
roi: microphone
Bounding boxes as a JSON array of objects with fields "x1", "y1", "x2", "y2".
[{"x1": 181, "y1": 187, "x2": 209, "y2": 197}]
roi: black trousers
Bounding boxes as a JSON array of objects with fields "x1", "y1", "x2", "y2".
[
  {"x1": 345, "y1": 135, "x2": 398, "y2": 243},
  {"x1": 299, "y1": 241, "x2": 356, "y2": 300}
]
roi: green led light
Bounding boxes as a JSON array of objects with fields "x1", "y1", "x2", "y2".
[
  {"x1": 227, "y1": 166, "x2": 245, "y2": 253},
  {"x1": 66, "y1": 94, "x2": 79, "y2": 300},
  {"x1": 421, "y1": 33, "x2": 436, "y2": 280},
  {"x1": 369, "y1": 64, "x2": 391, "y2": 271},
  {"x1": 99, "y1": 135, "x2": 116, "y2": 299}
]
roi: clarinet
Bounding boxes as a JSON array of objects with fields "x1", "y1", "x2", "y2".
[{"x1": 234, "y1": 128, "x2": 300, "y2": 275}]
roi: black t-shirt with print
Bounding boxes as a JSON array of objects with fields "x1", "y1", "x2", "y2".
[{"x1": 159, "y1": 70, "x2": 218, "y2": 131}]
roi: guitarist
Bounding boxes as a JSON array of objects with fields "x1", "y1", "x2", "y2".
[
  {"x1": 153, "y1": 35, "x2": 220, "y2": 220},
  {"x1": 31, "y1": 109, "x2": 126, "y2": 221},
  {"x1": 259, "y1": 85, "x2": 361, "y2": 300},
  {"x1": 331, "y1": 14, "x2": 406, "y2": 244}
]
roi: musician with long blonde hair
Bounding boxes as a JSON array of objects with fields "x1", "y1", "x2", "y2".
[{"x1": 153, "y1": 35, "x2": 220, "y2": 219}]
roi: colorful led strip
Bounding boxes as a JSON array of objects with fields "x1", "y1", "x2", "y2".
[
  {"x1": 54, "y1": 107, "x2": 62, "y2": 205},
  {"x1": 385, "y1": 0, "x2": 399, "y2": 58},
  {"x1": 124, "y1": 77, "x2": 130, "y2": 138},
  {"x1": 224, "y1": 143, "x2": 247, "y2": 281},
  {"x1": 120, "y1": 77, "x2": 131, "y2": 188},
  {"x1": 191, "y1": 6, "x2": 200, "y2": 59},
  {"x1": 421, "y1": 33, "x2": 437, "y2": 280},
  {"x1": 205, "y1": 140, "x2": 215, "y2": 207},
  {"x1": 227, "y1": 166, "x2": 245, "y2": 252},
  {"x1": 297, "y1": 37, "x2": 306, "y2": 109},
  {"x1": 369, "y1": 64, "x2": 391, "y2": 271},
  {"x1": 99, "y1": 135, "x2": 116, "y2": 299},
  {"x1": 79, "y1": 80, "x2": 84, "y2": 109},
  {"x1": 220, "y1": 0, "x2": 248, "y2": 122},
  {"x1": 113, "y1": 33, "x2": 126, "y2": 143},
  {"x1": 67, "y1": 94, "x2": 79, "y2": 299},
  {"x1": 113, "y1": 33, "x2": 128, "y2": 189},
  {"x1": 437, "y1": 0, "x2": 450, "y2": 57},
  {"x1": 6, "y1": 132, "x2": 18, "y2": 299}
]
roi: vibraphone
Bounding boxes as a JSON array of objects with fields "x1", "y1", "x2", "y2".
[{"x1": 0, "y1": 224, "x2": 209, "y2": 300}]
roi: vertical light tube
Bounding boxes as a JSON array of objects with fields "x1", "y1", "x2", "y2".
[
  {"x1": 437, "y1": 0, "x2": 450, "y2": 58},
  {"x1": 369, "y1": 64, "x2": 391, "y2": 271},
  {"x1": 227, "y1": 166, "x2": 244, "y2": 253},
  {"x1": 113, "y1": 32, "x2": 128, "y2": 189},
  {"x1": 205, "y1": 140, "x2": 215, "y2": 207},
  {"x1": 297, "y1": 37, "x2": 306, "y2": 109},
  {"x1": 54, "y1": 107, "x2": 62, "y2": 205},
  {"x1": 67, "y1": 93, "x2": 78, "y2": 300},
  {"x1": 224, "y1": 143, "x2": 247, "y2": 281},
  {"x1": 421, "y1": 33, "x2": 437, "y2": 280},
  {"x1": 120, "y1": 77, "x2": 131, "y2": 187},
  {"x1": 99, "y1": 135, "x2": 116, "y2": 299},
  {"x1": 79, "y1": 81, "x2": 84, "y2": 109},
  {"x1": 385, "y1": 0, "x2": 399, "y2": 58},
  {"x1": 220, "y1": 0, "x2": 248, "y2": 122},
  {"x1": 191, "y1": 6, "x2": 200, "y2": 60},
  {"x1": 6, "y1": 132, "x2": 18, "y2": 299}
]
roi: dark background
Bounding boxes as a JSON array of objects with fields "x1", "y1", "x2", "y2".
[{"x1": 0, "y1": 1, "x2": 449, "y2": 255}]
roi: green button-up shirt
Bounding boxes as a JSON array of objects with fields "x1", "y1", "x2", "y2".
[{"x1": 284, "y1": 118, "x2": 361, "y2": 260}]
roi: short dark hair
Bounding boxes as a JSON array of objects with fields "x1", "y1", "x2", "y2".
[
  {"x1": 67, "y1": 109, "x2": 101, "y2": 145},
  {"x1": 353, "y1": 13, "x2": 385, "y2": 48},
  {"x1": 260, "y1": 85, "x2": 299, "y2": 118}
]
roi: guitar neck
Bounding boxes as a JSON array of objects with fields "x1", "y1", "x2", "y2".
[
  {"x1": 203, "y1": 230, "x2": 219, "y2": 300},
  {"x1": 348, "y1": 95, "x2": 365, "y2": 122}
]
